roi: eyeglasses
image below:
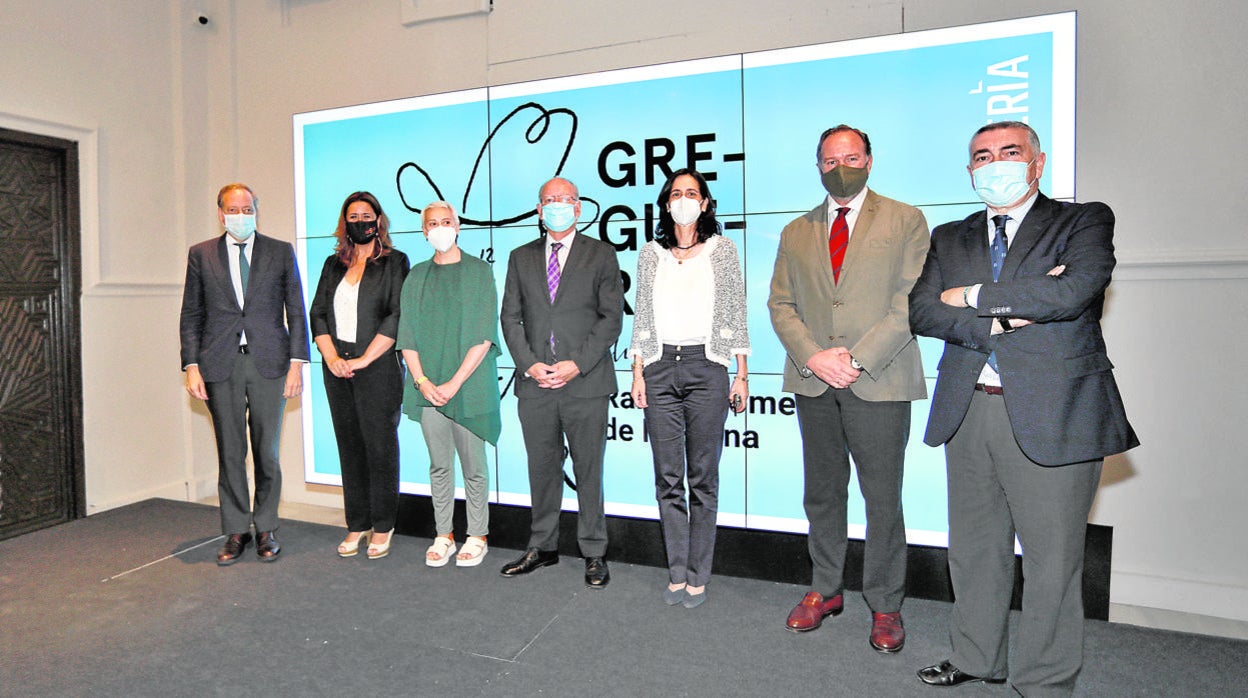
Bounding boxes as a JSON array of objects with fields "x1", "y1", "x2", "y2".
[{"x1": 540, "y1": 195, "x2": 578, "y2": 205}]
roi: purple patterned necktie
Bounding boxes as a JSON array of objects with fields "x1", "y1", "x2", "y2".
[
  {"x1": 547, "y1": 242, "x2": 562, "y2": 356},
  {"x1": 547, "y1": 242, "x2": 563, "y2": 302}
]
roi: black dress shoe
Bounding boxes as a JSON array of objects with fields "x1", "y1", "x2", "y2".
[
  {"x1": 255, "y1": 531, "x2": 281, "y2": 561},
  {"x1": 917, "y1": 660, "x2": 1006, "y2": 687},
  {"x1": 217, "y1": 533, "x2": 252, "y2": 566},
  {"x1": 584, "y1": 557, "x2": 610, "y2": 588},
  {"x1": 500, "y1": 548, "x2": 559, "y2": 577}
]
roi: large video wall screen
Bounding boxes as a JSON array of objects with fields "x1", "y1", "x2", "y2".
[{"x1": 294, "y1": 13, "x2": 1075, "y2": 546}]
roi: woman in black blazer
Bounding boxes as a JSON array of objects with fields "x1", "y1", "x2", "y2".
[{"x1": 309, "y1": 191, "x2": 410, "y2": 560}]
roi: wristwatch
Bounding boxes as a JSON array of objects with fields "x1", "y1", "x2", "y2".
[
  {"x1": 850, "y1": 356, "x2": 863, "y2": 370},
  {"x1": 999, "y1": 317, "x2": 1016, "y2": 334}
]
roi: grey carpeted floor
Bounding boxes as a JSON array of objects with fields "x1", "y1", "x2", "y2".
[{"x1": 1, "y1": 499, "x2": 1244, "y2": 696}]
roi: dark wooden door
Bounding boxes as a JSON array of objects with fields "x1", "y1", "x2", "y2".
[{"x1": 0, "y1": 127, "x2": 84, "y2": 540}]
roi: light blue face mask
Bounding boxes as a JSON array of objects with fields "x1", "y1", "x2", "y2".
[
  {"x1": 971, "y1": 159, "x2": 1034, "y2": 208},
  {"x1": 541, "y1": 202, "x2": 577, "y2": 233},
  {"x1": 223, "y1": 213, "x2": 257, "y2": 240}
]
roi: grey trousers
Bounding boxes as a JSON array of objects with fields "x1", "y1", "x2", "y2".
[
  {"x1": 204, "y1": 352, "x2": 286, "y2": 535},
  {"x1": 794, "y1": 387, "x2": 909, "y2": 612},
  {"x1": 420, "y1": 407, "x2": 489, "y2": 537},
  {"x1": 946, "y1": 389, "x2": 1102, "y2": 697},
  {"x1": 517, "y1": 392, "x2": 609, "y2": 558},
  {"x1": 643, "y1": 345, "x2": 729, "y2": 587}
]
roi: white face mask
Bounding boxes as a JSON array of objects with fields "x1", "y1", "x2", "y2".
[
  {"x1": 668, "y1": 197, "x2": 703, "y2": 226},
  {"x1": 426, "y1": 225, "x2": 457, "y2": 253},
  {"x1": 541, "y1": 202, "x2": 577, "y2": 232},
  {"x1": 971, "y1": 160, "x2": 1035, "y2": 208},
  {"x1": 223, "y1": 213, "x2": 256, "y2": 240}
]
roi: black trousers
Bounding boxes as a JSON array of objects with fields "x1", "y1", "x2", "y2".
[
  {"x1": 517, "y1": 391, "x2": 609, "y2": 558},
  {"x1": 322, "y1": 341, "x2": 403, "y2": 533},
  {"x1": 643, "y1": 344, "x2": 729, "y2": 587},
  {"x1": 795, "y1": 387, "x2": 910, "y2": 612},
  {"x1": 204, "y1": 352, "x2": 286, "y2": 535}
]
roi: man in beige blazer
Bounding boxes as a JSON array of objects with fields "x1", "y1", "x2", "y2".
[{"x1": 768, "y1": 124, "x2": 929, "y2": 653}]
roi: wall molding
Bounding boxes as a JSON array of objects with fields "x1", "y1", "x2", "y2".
[
  {"x1": 1114, "y1": 249, "x2": 1248, "y2": 281},
  {"x1": 0, "y1": 110, "x2": 182, "y2": 297}
]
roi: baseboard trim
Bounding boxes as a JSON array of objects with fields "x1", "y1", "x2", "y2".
[{"x1": 1110, "y1": 570, "x2": 1248, "y2": 623}]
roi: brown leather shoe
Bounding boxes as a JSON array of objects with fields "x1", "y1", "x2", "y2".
[
  {"x1": 255, "y1": 531, "x2": 281, "y2": 561},
  {"x1": 870, "y1": 611, "x2": 905, "y2": 653},
  {"x1": 216, "y1": 533, "x2": 252, "y2": 566},
  {"x1": 785, "y1": 591, "x2": 843, "y2": 632}
]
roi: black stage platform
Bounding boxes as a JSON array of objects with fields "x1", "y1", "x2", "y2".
[{"x1": 397, "y1": 494, "x2": 1113, "y2": 620}]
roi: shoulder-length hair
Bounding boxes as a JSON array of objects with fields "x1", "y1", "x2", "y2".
[
  {"x1": 653, "y1": 168, "x2": 721, "y2": 249},
  {"x1": 334, "y1": 191, "x2": 393, "y2": 266}
]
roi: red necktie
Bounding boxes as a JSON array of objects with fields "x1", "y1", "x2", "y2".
[{"x1": 829, "y1": 206, "x2": 849, "y2": 283}]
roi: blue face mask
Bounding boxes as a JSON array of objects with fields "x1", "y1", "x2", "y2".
[
  {"x1": 971, "y1": 160, "x2": 1035, "y2": 208},
  {"x1": 223, "y1": 213, "x2": 256, "y2": 240},
  {"x1": 541, "y1": 202, "x2": 577, "y2": 233}
]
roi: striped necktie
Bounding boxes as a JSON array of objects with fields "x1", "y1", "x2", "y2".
[
  {"x1": 829, "y1": 207, "x2": 849, "y2": 283},
  {"x1": 547, "y1": 242, "x2": 562, "y2": 356}
]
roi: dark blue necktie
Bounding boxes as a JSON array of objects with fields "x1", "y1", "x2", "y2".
[{"x1": 986, "y1": 215, "x2": 1009, "y2": 373}]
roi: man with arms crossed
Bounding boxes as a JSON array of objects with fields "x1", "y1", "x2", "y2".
[
  {"x1": 181, "y1": 183, "x2": 310, "y2": 565},
  {"x1": 499, "y1": 177, "x2": 623, "y2": 588},
  {"x1": 910, "y1": 121, "x2": 1137, "y2": 695},
  {"x1": 768, "y1": 125, "x2": 929, "y2": 652}
]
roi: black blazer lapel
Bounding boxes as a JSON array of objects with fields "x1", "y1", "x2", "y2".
[
  {"x1": 1000, "y1": 195, "x2": 1056, "y2": 280},
  {"x1": 960, "y1": 211, "x2": 993, "y2": 282},
  {"x1": 215, "y1": 236, "x2": 242, "y2": 309},
  {"x1": 552, "y1": 238, "x2": 587, "y2": 305},
  {"x1": 244, "y1": 235, "x2": 270, "y2": 308}
]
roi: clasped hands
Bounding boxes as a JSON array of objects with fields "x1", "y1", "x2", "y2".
[
  {"x1": 417, "y1": 375, "x2": 462, "y2": 407},
  {"x1": 325, "y1": 355, "x2": 370, "y2": 380},
  {"x1": 806, "y1": 346, "x2": 859, "y2": 390},
  {"x1": 527, "y1": 360, "x2": 580, "y2": 390}
]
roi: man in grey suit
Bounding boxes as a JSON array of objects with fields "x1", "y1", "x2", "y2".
[
  {"x1": 499, "y1": 177, "x2": 623, "y2": 588},
  {"x1": 910, "y1": 122, "x2": 1138, "y2": 695},
  {"x1": 180, "y1": 183, "x2": 310, "y2": 565},
  {"x1": 769, "y1": 125, "x2": 929, "y2": 652}
]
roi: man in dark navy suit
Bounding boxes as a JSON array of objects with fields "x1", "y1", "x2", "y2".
[
  {"x1": 180, "y1": 183, "x2": 310, "y2": 565},
  {"x1": 498, "y1": 177, "x2": 623, "y2": 588},
  {"x1": 910, "y1": 122, "x2": 1137, "y2": 695}
]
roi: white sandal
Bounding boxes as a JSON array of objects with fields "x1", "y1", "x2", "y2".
[
  {"x1": 337, "y1": 529, "x2": 371, "y2": 558},
  {"x1": 367, "y1": 528, "x2": 394, "y2": 560},
  {"x1": 425, "y1": 535, "x2": 456, "y2": 567},
  {"x1": 455, "y1": 536, "x2": 488, "y2": 567}
]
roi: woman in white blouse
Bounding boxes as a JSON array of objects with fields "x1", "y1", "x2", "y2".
[
  {"x1": 309, "y1": 192, "x2": 410, "y2": 560},
  {"x1": 629, "y1": 169, "x2": 750, "y2": 608}
]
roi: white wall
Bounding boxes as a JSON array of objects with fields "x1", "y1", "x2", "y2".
[
  {"x1": 0, "y1": 2, "x2": 190, "y2": 509},
  {"x1": 3, "y1": 0, "x2": 1244, "y2": 621}
]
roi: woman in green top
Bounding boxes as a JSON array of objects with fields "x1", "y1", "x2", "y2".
[{"x1": 397, "y1": 201, "x2": 501, "y2": 568}]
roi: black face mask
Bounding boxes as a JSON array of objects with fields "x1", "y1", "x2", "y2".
[
  {"x1": 345, "y1": 220, "x2": 378, "y2": 245},
  {"x1": 820, "y1": 164, "x2": 869, "y2": 199}
]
